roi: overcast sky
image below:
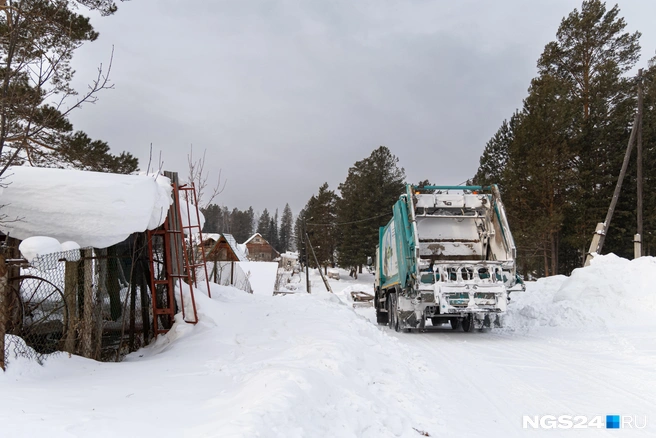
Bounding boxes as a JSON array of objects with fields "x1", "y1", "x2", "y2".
[{"x1": 69, "y1": 0, "x2": 656, "y2": 215}]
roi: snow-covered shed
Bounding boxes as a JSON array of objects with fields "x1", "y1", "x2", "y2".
[
  {"x1": 0, "y1": 166, "x2": 172, "y2": 249},
  {"x1": 0, "y1": 166, "x2": 178, "y2": 366}
]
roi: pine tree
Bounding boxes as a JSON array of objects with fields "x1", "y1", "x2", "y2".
[
  {"x1": 0, "y1": 1, "x2": 133, "y2": 174},
  {"x1": 537, "y1": 0, "x2": 640, "y2": 263},
  {"x1": 279, "y1": 203, "x2": 294, "y2": 252},
  {"x1": 474, "y1": 0, "x2": 644, "y2": 275},
  {"x1": 56, "y1": 131, "x2": 138, "y2": 174},
  {"x1": 337, "y1": 146, "x2": 405, "y2": 270}
]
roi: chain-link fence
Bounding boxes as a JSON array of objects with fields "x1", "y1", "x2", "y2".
[{"x1": 2, "y1": 235, "x2": 154, "y2": 367}]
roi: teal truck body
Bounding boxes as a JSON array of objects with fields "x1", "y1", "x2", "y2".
[{"x1": 374, "y1": 184, "x2": 524, "y2": 331}]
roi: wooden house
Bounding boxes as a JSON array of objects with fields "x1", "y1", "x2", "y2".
[
  {"x1": 244, "y1": 233, "x2": 279, "y2": 262},
  {"x1": 202, "y1": 233, "x2": 248, "y2": 262}
]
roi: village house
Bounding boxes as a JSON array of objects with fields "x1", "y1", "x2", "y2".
[
  {"x1": 244, "y1": 233, "x2": 279, "y2": 262},
  {"x1": 202, "y1": 233, "x2": 248, "y2": 262}
]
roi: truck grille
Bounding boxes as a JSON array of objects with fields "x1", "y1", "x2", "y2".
[{"x1": 447, "y1": 292, "x2": 469, "y2": 306}]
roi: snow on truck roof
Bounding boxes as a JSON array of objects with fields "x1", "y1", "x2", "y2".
[
  {"x1": 0, "y1": 166, "x2": 173, "y2": 249},
  {"x1": 415, "y1": 192, "x2": 486, "y2": 210}
]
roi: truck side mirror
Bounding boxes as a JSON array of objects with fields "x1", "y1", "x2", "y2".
[{"x1": 366, "y1": 256, "x2": 372, "y2": 266}]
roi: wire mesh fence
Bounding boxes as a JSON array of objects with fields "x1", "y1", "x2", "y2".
[{"x1": 1, "y1": 236, "x2": 155, "y2": 368}]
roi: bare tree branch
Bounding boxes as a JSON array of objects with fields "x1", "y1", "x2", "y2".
[{"x1": 187, "y1": 145, "x2": 227, "y2": 209}]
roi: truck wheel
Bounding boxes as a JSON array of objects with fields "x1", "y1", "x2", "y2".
[
  {"x1": 449, "y1": 318, "x2": 460, "y2": 330},
  {"x1": 431, "y1": 317, "x2": 442, "y2": 327},
  {"x1": 376, "y1": 310, "x2": 388, "y2": 325},
  {"x1": 462, "y1": 315, "x2": 474, "y2": 332}
]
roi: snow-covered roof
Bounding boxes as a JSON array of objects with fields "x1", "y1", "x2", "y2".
[
  {"x1": 203, "y1": 233, "x2": 221, "y2": 242},
  {"x1": 244, "y1": 233, "x2": 262, "y2": 245},
  {"x1": 223, "y1": 233, "x2": 248, "y2": 261},
  {"x1": 0, "y1": 166, "x2": 172, "y2": 248}
]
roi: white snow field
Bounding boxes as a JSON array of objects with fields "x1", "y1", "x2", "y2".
[{"x1": 1, "y1": 255, "x2": 655, "y2": 437}]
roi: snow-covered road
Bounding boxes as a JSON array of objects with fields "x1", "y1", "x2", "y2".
[
  {"x1": 333, "y1": 255, "x2": 656, "y2": 437},
  {"x1": 1, "y1": 255, "x2": 654, "y2": 437},
  {"x1": 385, "y1": 327, "x2": 656, "y2": 437}
]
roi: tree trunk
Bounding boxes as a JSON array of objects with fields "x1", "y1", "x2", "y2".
[{"x1": 550, "y1": 232, "x2": 558, "y2": 276}]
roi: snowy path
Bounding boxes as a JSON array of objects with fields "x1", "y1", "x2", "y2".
[
  {"x1": 1, "y1": 258, "x2": 654, "y2": 437},
  {"x1": 327, "y1": 260, "x2": 656, "y2": 437},
  {"x1": 387, "y1": 327, "x2": 656, "y2": 437}
]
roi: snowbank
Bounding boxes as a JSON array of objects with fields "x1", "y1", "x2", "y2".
[
  {"x1": 237, "y1": 261, "x2": 278, "y2": 295},
  {"x1": 505, "y1": 254, "x2": 656, "y2": 330},
  {"x1": 1, "y1": 283, "x2": 443, "y2": 437},
  {"x1": 0, "y1": 167, "x2": 172, "y2": 248}
]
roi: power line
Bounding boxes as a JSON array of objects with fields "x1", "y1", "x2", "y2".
[{"x1": 305, "y1": 213, "x2": 390, "y2": 228}]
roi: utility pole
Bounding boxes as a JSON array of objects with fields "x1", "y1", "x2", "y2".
[
  {"x1": 636, "y1": 68, "x2": 644, "y2": 258},
  {"x1": 302, "y1": 218, "x2": 310, "y2": 293},
  {"x1": 305, "y1": 232, "x2": 333, "y2": 293},
  {"x1": 584, "y1": 112, "x2": 639, "y2": 266}
]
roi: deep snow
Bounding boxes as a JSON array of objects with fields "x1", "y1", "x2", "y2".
[
  {"x1": 1, "y1": 255, "x2": 655, "y2": 437},
  {"x1": 0, "y1": 167, "x2": 172, "y2": 248}
]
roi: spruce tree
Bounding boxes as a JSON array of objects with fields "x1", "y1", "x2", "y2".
[
  {"x1": 304, "y1": 183, "x2": 339, "y2": 269},
  {"x1": 257, "y1": 209, "x2": 271, "y2": 241},
  {"x1": 337, "y1": 146, "x2": 405, "y2": 270},
  {"x1": 473, "y1": 113, "x2": 520, "y2": 190},
  {"x1": 201, "y1": 204, "x2": 221, "y2": 233},
  {"x1": 279, "y1": 203, "x2": 294, "y2": 252},
  {"x1": 294, "y1": 208, "x2": 306, "y2": 262}
]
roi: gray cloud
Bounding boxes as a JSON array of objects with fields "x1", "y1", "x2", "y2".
[{"x1": 69, "y1": 0, "x2": 656, "y2": 214}]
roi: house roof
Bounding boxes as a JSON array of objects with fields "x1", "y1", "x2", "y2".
[
  {"x1": 244, "y1": 233, "x2": 262, "y2": 245},
  {"x1": 203, "y1": 233, "x2": 221, "y2": 242},
  {"x1": 223, "y1": 233, "x2": 248, "y2": 261}
]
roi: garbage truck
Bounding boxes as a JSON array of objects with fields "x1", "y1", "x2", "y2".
[{"x1": 374, "y1": 184, "x2": 524, "y2": 332}]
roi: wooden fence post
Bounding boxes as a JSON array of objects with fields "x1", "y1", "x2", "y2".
[
  {"x1": 94, "y1": 248, "x2": 107, "y2": 360},
  {"x1": 0, "y1": 251, "x2": 7, "y2": 371},
  {"x1": 63, "y1": 260, "x2": 79, "y2": 354},
  {"x1": 81, "y1": 249, "x2": 94, "y2": 358}
]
